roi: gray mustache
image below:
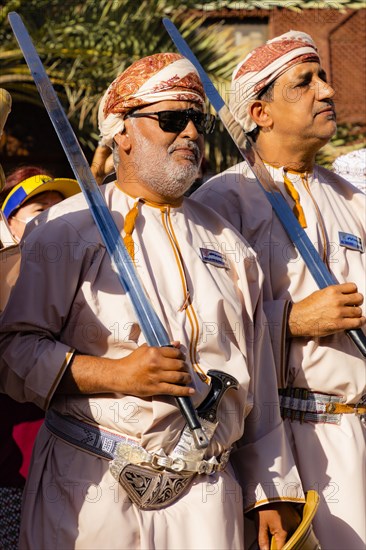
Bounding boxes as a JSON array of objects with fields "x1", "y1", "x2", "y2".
[
  {"x1": 315, "y1": 100, "x2": 335, "y2": 115},
  {"x1": 168, "y1": 141, "x2": 201, "y2": 162}
]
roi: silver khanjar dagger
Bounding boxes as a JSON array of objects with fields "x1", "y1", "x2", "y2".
[
  {"x1": 8, "y1": 11, "x2": 208, "y2": 449},
  {"x1": 109, "y1": 369, "x2": 239, "y2": 505},
  {"x1": 163, "y1": 18, "x2": 366, "y2": 358},
  {"x1": 170, "y1": 370, "x2": 238, "y2": 465}
]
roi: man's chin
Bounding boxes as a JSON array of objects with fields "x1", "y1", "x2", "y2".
[
  {"x1": 176, "y1": 164, "x2": 200, "y2": 181},
  {"x1": 174, "y1": 156, "x2": 200, "y2": 170},
  {"x1": 170, "y1": 179, "x2": 198, "y2": 199},
  {"x1": 317, "y1": 122, "x2": 337, "y2": 143}
]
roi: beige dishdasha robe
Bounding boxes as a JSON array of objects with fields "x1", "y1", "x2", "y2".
[
  {"x1": 193, "y1": 162, "x2": 366, "y2": 549},
  {"x1": 0, "y1": 183, "x2": 303, "y2": 550}
]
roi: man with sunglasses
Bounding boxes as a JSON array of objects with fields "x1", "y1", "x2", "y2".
[
  {"x1": 0, "y1": 53, "x2": 304, "y2": 549},
  {"x1": 193, "y1": 31, "x2": 366, "y2": 549}
]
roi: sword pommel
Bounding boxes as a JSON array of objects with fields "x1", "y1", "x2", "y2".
[
  {"x1": 192, "y1": 427, "x2": 209, "y2": 450},
  {"x1": 197, "y1": 370, "x2": 239, "y2": 423}
]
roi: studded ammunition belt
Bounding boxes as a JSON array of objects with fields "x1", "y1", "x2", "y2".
[
  {"x1": 45, "y1": 410, "x2": 231, "y2": 510},
  {"x1": 279, "y1": 388, "x2": 366, "y2": 425}
]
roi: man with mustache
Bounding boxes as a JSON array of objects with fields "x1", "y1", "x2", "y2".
[
  {"x1": 193, "y1": 31, "x2": 366, "y2": 549},
  {"x1": 0, "y1": 53, "x2": 304, "y2": 549}
]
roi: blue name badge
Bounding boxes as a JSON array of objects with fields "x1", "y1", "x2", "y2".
[
  {"x1": 338, "y1": 231, "x2": 364, "y2": 253},
  {"x1": 200, "y1": 248, "x2": 229, "y2": 269}
]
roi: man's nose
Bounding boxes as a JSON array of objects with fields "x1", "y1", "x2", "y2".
[
  {"x1": 315, "y1": 78, "x2": 335, "y2": 100},
  {"x1": 180, "y1": 118, "x2": 200, "y2": 139}
]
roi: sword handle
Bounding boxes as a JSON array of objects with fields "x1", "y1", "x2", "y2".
[
  {"x1": 163, "y1": 345, "x2": 208, "y2": 448},
  {"x1": 176, "y1": 397, "x2": 208, "y2": 449},
  {"x1": 346, "y1": 329, "x2": 366, "y2": 358},
  {"x1": 197, "y1": 370, "x2": 239, "y2": 423}
]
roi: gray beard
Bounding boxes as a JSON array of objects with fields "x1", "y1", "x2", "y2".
[{"x1": 132, "y1": 132, "x2": 201, "y2": 199}]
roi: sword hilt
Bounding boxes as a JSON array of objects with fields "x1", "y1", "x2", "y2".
[
  {"x1": 176, "y1": 397, "x2": 209, "y2": 449},
  {"x1": 164, "y1": 345, "x2": 209, "y2": 448},
  {"x1": 197, "y1": 370, "x2": 239, "y2": 423}
]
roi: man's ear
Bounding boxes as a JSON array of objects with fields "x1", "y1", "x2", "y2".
[
  {"x1": 114, "y1": 130, "x2": 131, "y2": 153},
  {"x1": 248, "y1": 100, "x2": 273, "y2": 130}
]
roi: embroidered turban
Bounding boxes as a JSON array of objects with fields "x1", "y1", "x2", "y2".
[
  {"x1": 230, "y1": 30, "x2": 320, "y2": 132},
  {"x1": 98, "y1": 53, "x2": 205, "y2": 148}
]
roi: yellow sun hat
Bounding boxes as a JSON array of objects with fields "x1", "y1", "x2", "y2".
[{"x1": 1, "y1": 174, "x2": 80, "y2": 220}]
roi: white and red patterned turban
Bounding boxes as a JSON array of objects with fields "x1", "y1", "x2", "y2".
[
  {"x1": 98, "y1": 53, "x2": 205, "y2": 148},
  {"x1": 230, "y1": 30, "x2": 320, "y2": 133}
]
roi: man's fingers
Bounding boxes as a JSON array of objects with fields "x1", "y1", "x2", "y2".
[
  {"x1": 121, "y1": 345, "x2": 195, "y2": 397},
  {"x1": 343, "y1": 316, "x2": 366, "y2": 328},
  {"x1": 343, "y1": 306, "x2": 363, "y2": 318},
  {"x1": 160, "y1": 346, "x2": 186, "y2": 362},
  {"x1": 124, "y1": 365, "x2": 194, "y2": 397},
  {"x1": 270, "y1": 533, "x2": 287, "y2": 549},
  {"x1": 255, "y1": 502, "x2": 300, "y2": 550},
  {"x1": 343, "y1": 293, "x2": 364, "y2": 307},
  {"x1": 337, "y1": 282, "x2": 358, "y2": 294},
  {"x1": 258, "y1": 529, "x2": 287, "y2": 550},
  {"x1": 331, "y1": 316, "x2": 366, "y2": 333},
  {"x1": 326, "y1": 283, "x2": 363, "y2": 303},
  {"x1": 158, "y1": 382, "x2": 195, "y2": 396},
  {"x1": 141, "y1": 345, "x2": 186, "y2": 365},
  {"x1": 160, "y1": 369, "x2": 192, "y2": 386},
  {"x1": 257, "y1": 526, "x2": 270, "y2": 550}
]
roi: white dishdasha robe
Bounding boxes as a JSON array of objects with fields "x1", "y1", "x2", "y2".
[
  {"x1": 193, "y1": 162, "x2": 366, "y2": 549},
  {"x1": 0, "y1": 183, "x2": 303, "y2": 550}
]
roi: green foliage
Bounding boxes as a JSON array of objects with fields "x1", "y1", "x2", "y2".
[{"x1": 316, "y1": 124, "x2": 366, "y2": 169}]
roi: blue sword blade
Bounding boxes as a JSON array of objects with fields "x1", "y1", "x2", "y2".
[
  {"x1": 8, "y1": 11, "x2": 208, "y2": 447},
  {"x1": 163, "y1": 18, "x2": 366, "y2": 357}
]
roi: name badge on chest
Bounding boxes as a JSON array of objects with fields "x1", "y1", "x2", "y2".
[
  {"x1": 199, "y1": 248, "x2": 229, "y2": 269},
  {"x1": 338, "y1": 231, "x2": 364, "y2": 253}
]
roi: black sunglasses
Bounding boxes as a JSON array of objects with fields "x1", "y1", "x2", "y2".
[{"x1": 125, "y1": 108, "x2": 216, "y2": 135}]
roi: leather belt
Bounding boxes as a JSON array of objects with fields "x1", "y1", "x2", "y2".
[
  {"x1": 45, "y1": 409, "x2": 138, "y2": 460},
  {"x1": 279, "y1": 388, "x2": 366, "y2": 425},
  {"x1": 45, "y1": 409, "x2": 231, "y2": 510},
  {"x1": 45, "y1": 410, "x2": 230, "y2": 475}
]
